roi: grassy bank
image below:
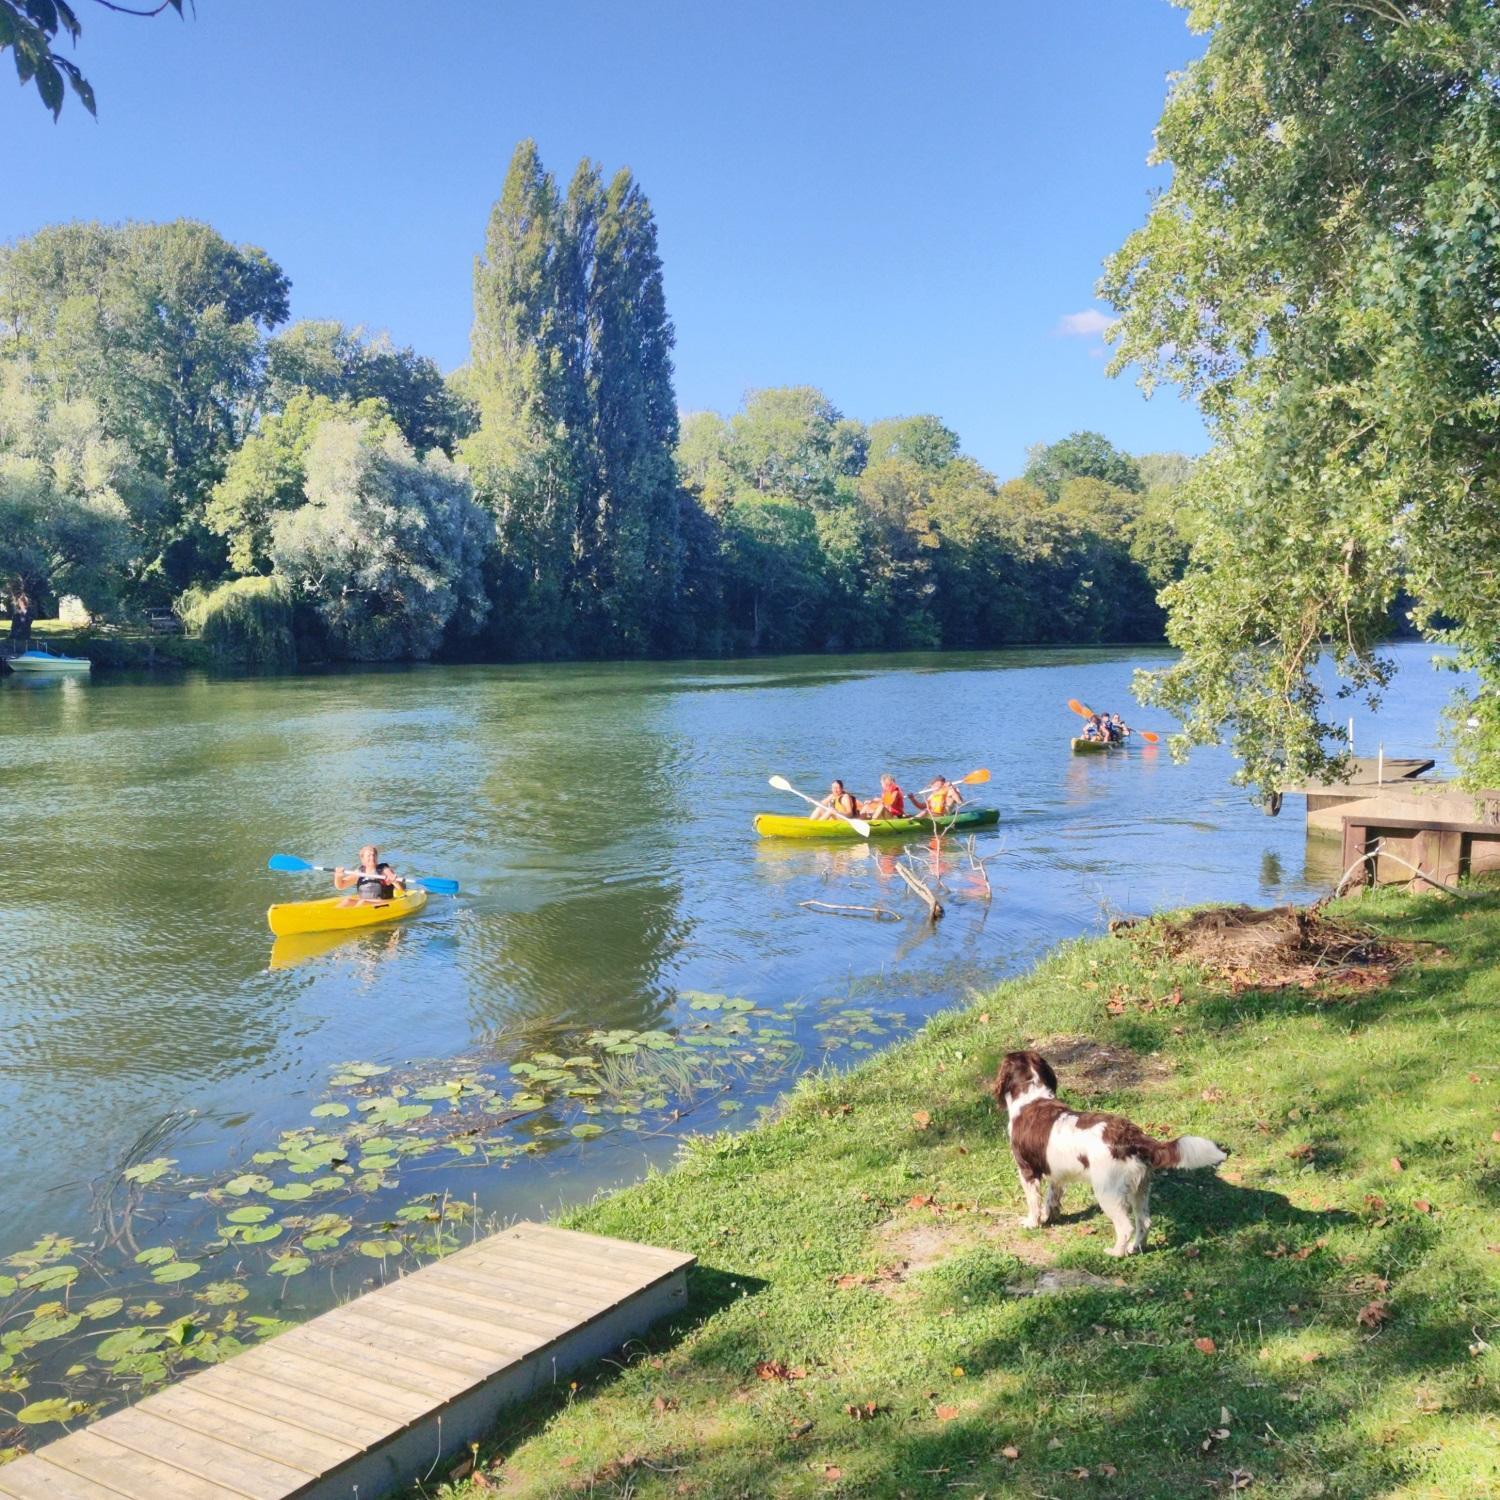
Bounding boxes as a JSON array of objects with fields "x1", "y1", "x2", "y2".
[{"x1": 446, "y1": 886, "x2": 1500, "y2": 1499}]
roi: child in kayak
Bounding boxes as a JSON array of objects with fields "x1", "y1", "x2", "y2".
[
  {"x1": 334, "y1": 845, "x2": 405, "y2": 907},
  {"x1": 917, "y1": 774, "x2": 964, "y2": 817},
  {"x1": 811, "y1": 779, "x2": 861, "y2": 821},
  {"x1": 860, "y1": 773, "x2": 906, "y2": 821}
]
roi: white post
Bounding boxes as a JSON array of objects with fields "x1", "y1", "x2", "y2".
[
  {"x1": 1348, "y1": 717, "x2": 1355, "y2": 756},
  {"x1": 1377, "y1": 741, "x2": 1384, "y2": 786}
]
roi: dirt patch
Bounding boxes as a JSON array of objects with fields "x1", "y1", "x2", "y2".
[
  {"x1": 1029, "y1": 1036, "x2": 1171, "y2": 1095},
  {"x1": 1142, "y1": 903, "x2": 1410, "y2": 992}
]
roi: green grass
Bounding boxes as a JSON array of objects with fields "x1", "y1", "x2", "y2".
[{"x1": 441, "y1": 886, "x2": 1500, "y2": 1499}]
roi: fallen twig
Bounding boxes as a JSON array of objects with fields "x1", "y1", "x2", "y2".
[{"x1": 799, "y1": 900, "x2": 902, "y2": 922}]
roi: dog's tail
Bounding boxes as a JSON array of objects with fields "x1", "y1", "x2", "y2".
[{"x1": 1152, "y1": 1134, "x2": 1228, "y2": 1171}]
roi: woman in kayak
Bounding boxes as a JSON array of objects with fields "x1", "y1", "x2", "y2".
[
  {"x1": 333, "y1": 845, "x2": 405, "y2": 907},
  {"x1": 860, "y1": 773, "x2": 906, "y2": 821},
  {"x1": 811, "y1": 779, "x2": 860, "y2": 821}
]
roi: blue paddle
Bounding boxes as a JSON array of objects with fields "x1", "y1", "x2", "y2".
[{"x1": 267, "y1": 853, "x2": 459, "y2": 894}]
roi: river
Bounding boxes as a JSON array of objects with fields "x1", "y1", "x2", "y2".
[{"x1": 0, "y1": 641, "x2": 1463, "y2": 1429}]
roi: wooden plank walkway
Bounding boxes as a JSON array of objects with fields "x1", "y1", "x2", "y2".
[{"x1": 0, "y1": 1222, "x2": 694, "y2": 1500}]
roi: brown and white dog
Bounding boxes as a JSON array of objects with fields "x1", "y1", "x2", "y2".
[{"x1": 992, "y1": 1050, "x2": 1228, "y2": 1256}]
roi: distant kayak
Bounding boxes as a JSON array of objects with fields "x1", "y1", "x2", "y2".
[
  {"x1": 266, "y1": 886, "x2": 427, "y2": 936},
  {"x1": 1070, "y1": 737, "x2": 1122, "y2": 754},
  {"x1": 753, "y1": 808, "x2": 999, "y2": 840}
]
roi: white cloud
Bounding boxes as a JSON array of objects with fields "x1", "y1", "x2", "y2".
[{"x1": 1055, "y1": 308, "x2": 1115, "y2": 338}]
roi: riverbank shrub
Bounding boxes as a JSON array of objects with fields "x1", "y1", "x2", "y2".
[{"x1": 176, "y1": 576, "x2": 296, "y2": 668}]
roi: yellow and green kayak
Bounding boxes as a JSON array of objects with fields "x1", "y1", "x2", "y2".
[
  {"x1": 1071, "y1": 737, "x2": 1122, "y2": 754},
  {"x1": 753, "y1": 808, "x2": 999, "y2": 840},
  {"x1": 266, "y1": 886, "x2": 427, "y2": 937}
]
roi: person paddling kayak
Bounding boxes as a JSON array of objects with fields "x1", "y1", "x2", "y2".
[
  {"x1": 811, "y1": 778, "x2": 861, "y2": 821},
  {"x1": 333, "y1": 845, "x2": 405, "y2": 907},
  {"x1": 859, "y1": 773, "x2": 906, "y2": 821},
  {"x1": 917, "y1": 774, "x2": 964, "y2": 817}
]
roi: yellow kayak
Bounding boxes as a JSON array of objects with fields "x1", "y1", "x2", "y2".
[
  {"x1": 266, "y1": 886, "x2": 427, "y2": 937},
  {"x1": 753, "y1": 808, "x2": 998, "y2": 840}
]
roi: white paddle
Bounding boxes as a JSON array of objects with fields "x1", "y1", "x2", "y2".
[{"x1": 768, "y1": 775, "x2": 872, "y2": 838}]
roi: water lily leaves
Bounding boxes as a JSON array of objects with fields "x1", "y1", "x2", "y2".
[
  {"x1": 268, "y1": 1255, "x2": 310, "y2": 1277},
  {"x1": 226, "y1": 1206, "x2": 274, "y2": 1225},
  {"x1": 311, "y1": 1102, "x2": 349, "y2": 1118},
  {"x1": 225, "y1": 1173, "x2": 273, "y2": 1196},
  {"x1": 121, "y1": 1156, "x2": 175, "y2": 1184},
  {"x1": 237, "y1": 1225, "x2": 282, "y2": 1245},
  {"x1": 359, "y1": 1156, "x2": 398, "y2": 1176},
  {"x1": 151, "y1": 1260, "x2": 200, "y2": 1284},
  {"x1": 309, "y1": 1175, "x2": 345, "y2": 1193},
  {"x1": 684, "y1": 992, "x2": 724, "y2": 1011},
  {"x1": 297, "y1": 1234, "x2": 336, "y2": 1251},
  {"x1": 357, "y1": 1239, "x2": 402, "y2": 1259},
  {"x1": 267, "y1": 1183, "x2": 313, "y2": 1202},
  {"x1": 0, "y1": 1275, "x2": 15, "y2": 1297},
  {"x1": 19, "y1": 1264, "x2": 78, "y2": 1290},
  {"x1": 83, "y1": 1297, "x2": 123, "y2": 1320},
  {"x1": 358, "y1": 1137, "x2": 401, "y2": 1157},
  {"x1": 196, "y1": 1282, "x2": 248, "y2": 1305},
  {"x1": 636, "y1": 1030, "x2": 677, "y2": 1050},
  {"x1": 565, "y1": 1085, "x2": 602, "y2": 1097},
  {"x1": 570, "y1": 1124, "x2": 605, "y2": 1140},
  {"x1": 365, "y1": 1103, "x2": 431, "y2": 1126},
  {"x1": 722, "y1": 998, "x2": 755, "y2": 1013},
  {"x1": 97, "y1": 1327, "x2": 162, "y2": 1361},
  {"x1": 133, "y1": 1247, "x2": 175, "y2": 1266},
  {"x1": 17, "y1": 1398, "x2": 89, "y2": 1425},
  {"x1": 26, "y1": 1312, "x2": 82, "y2": 1343},
  {"x1": 163, "y1": 1317, "x2": 198, "y2": 1347},
  {"x1": 508, "y1": 1093, "x2": 546, "y2": 1111}
]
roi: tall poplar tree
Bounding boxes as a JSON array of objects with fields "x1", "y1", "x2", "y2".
[{"x1": 463, "y1": 141, "x2": 584, "y2": 655}]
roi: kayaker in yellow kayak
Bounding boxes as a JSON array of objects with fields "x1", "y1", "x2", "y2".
[
  {"x1": 916, "y1": 774, "x2": 964, "y2": 816},
  {"x1": 859, "y1": 773, "x2": 907, "y2": 821},
  {"x1": 333, "y1": 845, "x2": 405, "y2": 907},
  {"x1": 810, "y1": 779, "x2": 861, "y2": 821}
]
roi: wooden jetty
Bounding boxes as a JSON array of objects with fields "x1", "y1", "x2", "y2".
[
  {"x1": 1284, "y1": 755, "x2": 1436, "y2": 835},
  {"x1": 0, "y1": 1221, "x2": 693, "y2": 1500},
  {"x1": 1341, "y1": 808, "x2": 1500, "y2": 891}
]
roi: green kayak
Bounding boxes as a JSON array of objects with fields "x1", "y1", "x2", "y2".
[{"x1": 753, "y1": 807, "x2": 1000, "y2": 840}]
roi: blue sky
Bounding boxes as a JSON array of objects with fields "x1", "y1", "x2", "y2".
[{"x1": 2, "y1": 1, "x2": 1208, "y2": 477}]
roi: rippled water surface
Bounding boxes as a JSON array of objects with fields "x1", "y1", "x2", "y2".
[{"x1": 0, "y1": 642, "x2": 1463, "y2": 1417}]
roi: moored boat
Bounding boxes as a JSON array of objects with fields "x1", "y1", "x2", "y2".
[
  {"x1": 266, "y1": 885, "x2": 427, "y2": 937},
  {"x1": 753, "y1": 807, "x2": 999, "y2": 840},
  {"x1": 6, "y1": 647, "x2": 91, "y2": 673}
]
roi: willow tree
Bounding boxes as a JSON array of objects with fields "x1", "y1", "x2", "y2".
[{"x1": 1104, "y1": 1, "x2": 1500, "y2": 793}]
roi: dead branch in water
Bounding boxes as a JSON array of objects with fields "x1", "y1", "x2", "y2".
[
  {"x1": 896, "y1": 860, "x2": 944, "y2": 923},
  {"x1": 800, "y1": 899, "x2": 902, "y2": 922}
]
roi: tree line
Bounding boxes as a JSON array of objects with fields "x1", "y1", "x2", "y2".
[{"x1": 0, "y1": 140, "x2": 1192, "y2": 666}]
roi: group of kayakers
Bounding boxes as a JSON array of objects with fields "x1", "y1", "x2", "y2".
[
  {"x1": 810, "y1": 771, "x2": 965, "y2": 823},
  {"x1": 1080, "y1": 711, "x2": 1134, "y2": 744}
]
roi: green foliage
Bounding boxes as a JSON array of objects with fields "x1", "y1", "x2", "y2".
[
  {"x1": 264, "y1": 320, "x2": 475, "y2": 456},
  {"x1": 1024, "y1": 429, "x2": 1143, "y2": 500},
  {"x1": 205, "y1": 391, "x2": 394, "y2": 575},
  {"x1": 2, "y1": 0, "x2": 183, "y2": 119},
  {"x1": 1105, "y1": 0, "x2": 1500, "y2": 794},
  {"x1": 175, "y1": 576, "x2": 295, "y2": 669},
  {"x1": 0, "y1": 219, "x2": 289, "y2": 590},
  {"x1": 0, "y1": 359, "x2": 158, "y2": 612},
  {"x1": 270, "y1": 417, "x2": 489, "y2": 661}
]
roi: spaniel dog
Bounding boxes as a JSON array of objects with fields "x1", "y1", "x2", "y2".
[{"x1": 992, "y1": 1049, "x2": 1227, "y2": 1255}]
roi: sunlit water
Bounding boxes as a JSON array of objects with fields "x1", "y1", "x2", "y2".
[{"x1": 0, "y1": 641, "x2": 1464, "y2": 1421}]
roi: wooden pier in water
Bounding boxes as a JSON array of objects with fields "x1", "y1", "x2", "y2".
[{"x1": 0, "y1": 1222, "x2": 693, "y2": 1500}]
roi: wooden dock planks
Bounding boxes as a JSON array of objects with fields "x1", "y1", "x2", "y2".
[{"x1": 0, "y1": 1222, "x2": 693, "y2": 1500}]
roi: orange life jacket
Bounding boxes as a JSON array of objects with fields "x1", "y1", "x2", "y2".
[{"x1": 927, "y1": 785, "x2": 957, "y2": 816}]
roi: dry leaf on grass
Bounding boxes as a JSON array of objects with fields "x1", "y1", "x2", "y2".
[
  {"x1": 912, "y1": 1110, "x2": 931, "y2": 1130},
  {"x1": 1357, "y1": 1301, "x2": 1393, "y2": 1329},
  {"x1": 934, "y1": 1404, "x2": 960, "y2": 1422},
  {"x1": 844, "y1": 1401, "x2": 880, "y2": 1421},
  {"x1": 1194, "y1": 1337, "x2": 1218, "y2": 1354},
  {"x1": 1390, "y1": 1157, "x2": 1404, "y2": 1173},
  {"x1": 755, "y1": 1360, "x2": 807, "y2": 1382},
  {"x1": 1001, "y1": 1444, "x2": 1021, "y2": 1460}
]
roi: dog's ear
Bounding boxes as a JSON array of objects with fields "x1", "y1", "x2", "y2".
[
  {"x1": 993, "y1": 1051, "x2": 1030, "y2": 1106},
  {"x1": 1030, "y1": 1052, "x2": 1058, "y2": 1094}
]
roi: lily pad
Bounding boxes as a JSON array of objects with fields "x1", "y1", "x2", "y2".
[
  {"x1": 310, "y1": 1102, "x2": 349, "y2": 1118},
  {"x1": 358, "y1": 1238, "x2": 402, "y2": 1259},
  {"x1": 268, "y1": 1255, "x2": 310, "y2": 1277},
  {"x1": 267, "y1": 1183, "x2": 313, "y2": 1201},
  {"x1": 121, "y1": 1156, "x2": 175, "y2": 1184},
  {"x1": 226, "y1": 1206, "x2": 274, "y2": 1225},
  {"x1": 238, "y1": 1225, "x2": 282, "y2": 1245},
  {"x1": 17, "y1": 1398, "x2": 88, "y2": 1425},
  {"x1": 196, "y1": 1282, "x2": 248, "y2": 1306},
  {"x1": 225, "y1": 1174, "x2": 274, "y2": 1196},
  {"x1": 570, "y1": 1123, "x2": 605, "y2": 1139},
  {"x1": 20, "y1": 1264, "x2": 79, "y2": 1289},
  {"x1": 83, "y1": 1297, "x2": 124, "y2": 1320},
  {"x1": 152, "y1": 1260, "x2": 201, "y2": 1284}
]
